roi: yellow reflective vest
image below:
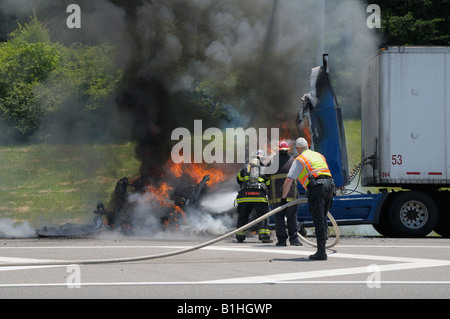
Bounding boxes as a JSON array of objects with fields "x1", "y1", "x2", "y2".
[{"x1": 295, "y1": 149, "x2": 332, "y2": 189}]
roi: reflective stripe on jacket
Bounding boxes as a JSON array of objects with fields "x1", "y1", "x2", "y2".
[
  {"x1": 267, "y1": 153, "x2": 298, "y2": 205},
  {"x1": 236, "y1": 164, "x2": 270, "y2": 204},
  {"x1": 296, "y1": 149, "x2": 331, "y2": 189}
]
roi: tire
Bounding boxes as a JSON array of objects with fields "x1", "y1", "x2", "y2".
[
  {"x1": 372, "y1": 221, "x2": 396, "y2": 237},
  {"x1": 372, "y1": 194, "x2": 398, "y2": 237},
  {"x1": 388, "y1": 191, "x2": 438, "y2": 238}
]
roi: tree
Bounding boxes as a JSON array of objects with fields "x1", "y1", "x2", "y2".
[
  {"x1": 374, "y1": 0, "x2": 449, "y2": 45},
  {"x1": 0, "y1": 17, "x2": 61, "y2": 141},
  {"x1": 35, "y1": 42, "x2": 122, "y2": 142},
  {"x1": 0, "y1": 16, "x2": 122, "y2": 143}
]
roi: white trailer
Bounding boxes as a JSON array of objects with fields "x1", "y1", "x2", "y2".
[
  {"x1": 362, "y1": 46, "x2": 450, "y2": 186},
  {"x1": 360, "y1": 46, "x2": 450, "y2": 237}
]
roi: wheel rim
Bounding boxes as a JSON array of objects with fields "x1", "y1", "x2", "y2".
[{"x1": 399, "y1": 200, "x2": 429, "y2": 229}]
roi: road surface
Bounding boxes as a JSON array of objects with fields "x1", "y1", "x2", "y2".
[{"x1": 1, "y1": 235, "x2": 449, "y2": 299}]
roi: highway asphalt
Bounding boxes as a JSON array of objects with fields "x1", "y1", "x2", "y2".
[{"x1": 1, "y1": 235, "x2": 449, "y2": 300}]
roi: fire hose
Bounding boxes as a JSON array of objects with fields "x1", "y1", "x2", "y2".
[{"x1": 0, "y1": 198, "x2": 339, "y2": 267}]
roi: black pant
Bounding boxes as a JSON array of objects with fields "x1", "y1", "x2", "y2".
[
  {"x1": 236, "y1": 202, "x2": 269, "y2": 240},
  {"x1": 273, "y1": 203, "x2": 298, "y2": 243},
  {"x1": 308, "y1": 179, "x2": 334, "y2": 242}
]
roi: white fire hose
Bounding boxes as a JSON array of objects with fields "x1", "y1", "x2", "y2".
[{"x1": 0, "y1": 198, "x2": 339, "y2": 267}]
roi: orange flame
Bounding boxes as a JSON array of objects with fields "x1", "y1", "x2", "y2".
[
  {"x1": 169, "y1": 162, "x2": 183, "y2": 178},
  {"x1": 167, "y1": 161, "x2": 224, "y2": 184},
  {"x1": 279, "y1": 120, "x2": 291, "y2": 140},
  {"x1": 144, "y1": 182, "x2": 187, "y2": 228},
  {"x1": 145, "y1": 182, "x2": 172, "y2": 206},
  {"x1": 135, "y1": 160, "x2": 227, "y2": 230}
]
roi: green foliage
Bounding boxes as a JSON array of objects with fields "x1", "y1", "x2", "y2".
[
  {"x1": 0, "y1": 16, "x2": 122, "y2": 143},
  {"x1": 384, "y1": 12, "x2": 446, "y2": 45},
  {"x1": 36, "y1": 43, "x2": 122, "y2": 115},
  {"x1": 375, "y1": 0, "x2": 449, "y2": 45},
  {"x1": 9, "y1": 16, "x2": 52, "y2": 44},
  {"x1": 0, "y1": 41, "x2": 61, "y2": 84},
  {"x1": 0, "y1": 82, "x2": 40, "y2": 138},
  {"x1": 0, "y1": 18, "x2": 62, "y2": 141}
]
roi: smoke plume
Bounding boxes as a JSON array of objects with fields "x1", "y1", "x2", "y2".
[
  {"x1": 0, "y1": 218, "x2": 37, "y2": 238},
  {"x1": 113, "y1": 0, "x2": 379, "y2": 177}
]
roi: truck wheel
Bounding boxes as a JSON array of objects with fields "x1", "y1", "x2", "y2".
[
  {"x1": 372, "y1": 219, "x2": 396, "y2": 237},
  {"x1": 388, "y1": 191, "x2": 438, "y2": 237},
  {"x1": 372, "y1": 194, "x2": 398, "y2": 237}
]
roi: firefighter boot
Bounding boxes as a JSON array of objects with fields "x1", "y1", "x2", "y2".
[
  {"x1": 309, "y1": 240, "x2": 327, "y2": 260},
  {"x1": 258, "y1": 229, "x2": 272, "y2": 243},
  {"x1": 236, "y1": 231, "x2": 246, "y2": 243},
  {"x1": 290, "y1": 237, "x2": 303, "y2": 246}
]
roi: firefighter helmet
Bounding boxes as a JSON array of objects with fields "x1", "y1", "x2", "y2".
[{"x1": 277, "y1": 141, "x2": 290, "y2": 151}]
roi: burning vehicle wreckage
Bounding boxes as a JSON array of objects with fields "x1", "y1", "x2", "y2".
[{"x1": 37, "y1": 164, "x2": 238, "y2": 238}]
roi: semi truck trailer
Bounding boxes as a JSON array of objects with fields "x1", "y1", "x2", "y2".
[{"x1": 296, "y1": 47, "x2": 450, "y2": 238}]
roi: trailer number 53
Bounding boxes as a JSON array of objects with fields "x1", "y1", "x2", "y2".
[{"x1": 392, "y1": 154, "x2": 403, "y2": 165}]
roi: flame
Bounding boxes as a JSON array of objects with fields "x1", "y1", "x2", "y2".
[
  {"x1": 190, "y1": 163, "x2": 224, "y2": 184},
  {"x1": 145, "y1": 182, "x2": 172, "y2": 206},
  {"x1": 167, "y1": 161, "x2": 224, "y2": 184},
  {"x1": 133, "y1": 160, "x2": 226, "y2": 231},
  {"x1": 144, "y1": 182, "x2": 187, "y2": 228},
  {"x1": 279, "y1": 120, "x2": 291, "y2": 140},
  {"x1": 169, "y1": 162, "x2": 183, "y2": 178}
]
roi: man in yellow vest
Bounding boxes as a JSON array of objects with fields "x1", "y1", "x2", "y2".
[{"x1": 281, "y1": 137, "x2": 334, "y2": 260}]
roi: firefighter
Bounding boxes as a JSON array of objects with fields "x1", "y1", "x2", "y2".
[
  {"x1": 266, "y1": 141, "x2": 302, "y2": 246},
  {"x1": 235, "y1": 155, "x2": 272, "y2": 243},
  {"x1": 281, "y1": 137, "x2": 334, "y2": 260}
]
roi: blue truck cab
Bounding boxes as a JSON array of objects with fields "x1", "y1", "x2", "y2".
[{"x1": 293, "y1": 55, "x2": 385, "y2": 229}]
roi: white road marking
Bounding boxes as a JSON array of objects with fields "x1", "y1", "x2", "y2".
[
  {"x1": 0, "y1": 257, "x2": 65, "y2": 271},
  {"x1": 0, "y1": 244, "x2": 449, "y2": 287},
  {"x1": 199, "y1": 246, "x2": 450, "y2": 284},
  {"x1": 203, "y1": 260, "x2": 450, "y2": 284}
]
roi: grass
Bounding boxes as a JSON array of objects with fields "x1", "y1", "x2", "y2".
[
  {"x1": 0, "y1": 142, "x2": 140, "y2": 226},
  {"x1": 343, "y1": 119, "x2": 361, "y2": 169},
  {"x1": 0, "y1": 120, "x2": 363, "y2": 228}
]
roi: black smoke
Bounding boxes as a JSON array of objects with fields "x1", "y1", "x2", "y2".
[
  {"x1": 1, "y1": 0, "x2": 379, "y2": 177},
  {"x1": 112, "y1": 0, "x2": 318, "y2": 177}
]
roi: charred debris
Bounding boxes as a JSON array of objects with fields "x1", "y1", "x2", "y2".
[{"x1": 37, "y1": 164, "x2": 236, "y2": 238}]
